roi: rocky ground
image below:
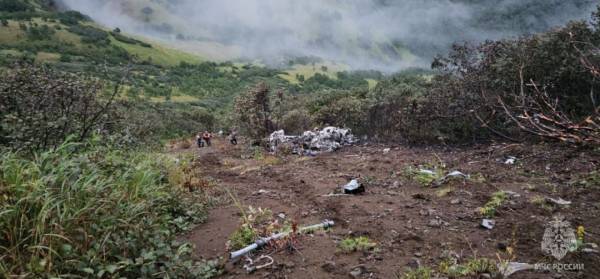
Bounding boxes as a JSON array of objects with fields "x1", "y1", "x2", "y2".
[{"x1": 173, "y1": 138, "x2": 600, "y2": 279}]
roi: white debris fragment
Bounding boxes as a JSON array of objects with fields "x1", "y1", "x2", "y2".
[
  {"x1": 445, "y1": 171, "x2": 469, "y2": 179},
  {"x1": 481, "y1": 219, "x2": 495, "y2": 229},
  {"x1": 343, "y1": 179, "x2": 365, "y2": 194},
  {"x1": 546, "y1": 197, "x2": 572, "y2": 206},
  {"x1": 505, "y1": 156, "x2": 517, "y2": 165},
  {"x1": 419, "y1": 169, "x2": 436, "y2": 175},
  {"x1": 383, "y1": 148, "x2": 391, "y2": 154},
  {"x1": 498, "y1": 262, "x2": 535, "y2": 277}
]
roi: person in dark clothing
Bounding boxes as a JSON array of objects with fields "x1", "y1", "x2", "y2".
[
  {"x1": 229, "y1": 130, "x2": 238, "y2": 145},
  {"x1": 196, "y1": 133, "x2": 204, "y2": 148}
]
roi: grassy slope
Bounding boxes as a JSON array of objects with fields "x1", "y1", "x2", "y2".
[
  {"x1": 279, "y1": 61, "x2": 348, "y2": 84},
  {"x1": 109, "y1": 36, "x2": 203, "y2": 67},
  {"x1": 0, "y1": 15, "x2": 206, "y2": 102},
  {"x1": 0, "y1": 18, "x2": 203, "y2": 67}
]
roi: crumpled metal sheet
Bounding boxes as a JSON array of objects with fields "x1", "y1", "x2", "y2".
[{"x1": 269, "y1": 127, "x2": 357, "y2": 154}]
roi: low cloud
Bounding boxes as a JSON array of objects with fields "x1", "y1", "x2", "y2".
[{"x1": 58, "y1": 0, "x2": 597, "y2": 71}]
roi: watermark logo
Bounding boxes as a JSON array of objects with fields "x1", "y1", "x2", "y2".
[{"x1": 541, "y1": 215, "x2": 577, "y2": 260}]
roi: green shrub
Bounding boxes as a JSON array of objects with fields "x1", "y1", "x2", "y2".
[
  {"x1": 338, "y1": 236, "x2": 377, "y2": 253},
  {"x1": 110, "y1": 31, "x2": 152, "y2": 48},
  {"x1": 56, "y1": 11, "x2": 88, "y2": 26},
  {"x1": 0, "y1": 140, "x2": 218, "y2": 278},
  {"x1": 479, "y1": 191, "x2": 507, "y2": 218},
  {"x1": 68, "y1": 25, "x2": 110, "y2": 46},
  {"x1": 399, "y1": 267, "x2": 432, "y2": 279},
  {"x1": 0, "y1": 0, "x2": 31, "y2": 12},
  {"x1": 228, "y1": 225, "x2": 258, "y2": 251},
  {"x1": 280, "y1": 109, "x2": 312, "y2": 134}
]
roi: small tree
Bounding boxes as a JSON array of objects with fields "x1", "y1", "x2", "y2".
[
  {"x1": 0, "y1": 64, "x2": 127, "y2": 150},
  {"x1": 233, "y1": 82, "x2": 275, "y2": 141}
]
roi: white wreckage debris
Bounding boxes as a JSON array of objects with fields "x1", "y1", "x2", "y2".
[{"x1": 269, "y1": 127, "x2": 358, "y2": 154}]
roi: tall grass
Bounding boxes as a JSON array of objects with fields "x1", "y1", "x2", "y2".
[{"x1": 0, "y1": 141, "x2": 218, "y2": 278}]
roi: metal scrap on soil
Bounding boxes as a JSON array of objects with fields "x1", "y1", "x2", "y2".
[{"x1": 269, "y1": 126, "x2": 358, "y2": 155}]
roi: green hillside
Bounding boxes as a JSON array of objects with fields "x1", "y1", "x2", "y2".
[{"x1": 0, "y1": 1, "x2": 203, "y2": 67}]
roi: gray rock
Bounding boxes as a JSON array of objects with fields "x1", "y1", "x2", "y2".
[
  {"x1": 428, "y1": 218, "x2": 444, "y2": 228},
  {"x1": 407, "y1": 258, "x2": 421, "y2": 268},
  {"x1": 321, "y1": 261, "x2": 336, "y2": 273},
  {"x1": 349, "y1": 266, "x2": 364, "y2": 278}
]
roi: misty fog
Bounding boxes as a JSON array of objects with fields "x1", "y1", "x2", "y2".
[{"x1": 57, "y1": 0, "x2": 597, "y2": 71}]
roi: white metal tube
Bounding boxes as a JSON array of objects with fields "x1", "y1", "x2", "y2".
[{"x1": 229, "y1": 220, "x2": 334, "y2": 260}]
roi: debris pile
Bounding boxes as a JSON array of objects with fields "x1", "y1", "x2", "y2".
[{"x1": 269, "y1": 127, "x2": 357, "y2": 154}]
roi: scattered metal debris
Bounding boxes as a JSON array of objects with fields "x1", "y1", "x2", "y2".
[
  {"x1": 504, "y1": 191, "x2": 521, "y2": 199},
  {"x1": 243, "y1": 255, "x2": 274, "y2": 273},
  {"x1": 419, "y1": 169, "x2": 436, "y2": 175},
  {"x1": 481, "y1": 219, "x2": 495, "y2": 230},
  {"x1": 269, "y1": 127, "x2": 357, "y2": 154},
  {"x1": 230, "y1": 220, "x2": 335, "y2": 260},
  {"x1": 546, "y1": 197, "x2": 572, "y2": 206},
  {"x1": 343, "y1": 179, "x2": 365, "y2": 194},
  {"x1": 504, "y1": 156, "x2": 517, "y2": 165},
  {"x1": 498, "y1": 262, "x2": 535, "y2": 277},
  {"x1": 434, "y1": 170, "x2": 470, "y2": 186}
]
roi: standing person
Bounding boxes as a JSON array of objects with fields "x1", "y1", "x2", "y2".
[
  {"x1": 202, "y1": 131, "x2": 212, "y2": 147},
  {"x1": 196, "y1": 132, "x2": 204, "y2": 148},
  {"x1": 229, "y1": 129, "x2": 238, "y2": 145}
]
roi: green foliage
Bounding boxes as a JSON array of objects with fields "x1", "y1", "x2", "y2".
[
  {"x1": 431, "y1": 9, "x2": 600, "y2": 143},
  {"x1": 313, "y1": 95, "x2": 367, "y2": 132},
  {"x1": 0, "y1": 64, "x2": 117, "y2": 150},
  {"x1": 0, "y1": 0, "x2": 32, "y2": 13},
  {"x1": 0, "y1": 140, "x2": 218, "y2": 278},
  {"x1": 233, "y1": 82, "x2": 275, "y2": 140},
  {"x1": 56, "y1": 11, "x2": 88, "y2": 26},
  {"x1": 574, "y1": 170, "x2": 600, "y2": 188},
  {"x1": 227, "y1": 205, "x2": 272, "y2": 251},
  {"x1": 280, "y1": 109, "x2": 312, "y2": 134},
  {"x1": 68, "y1": 24, "x2": 110, "y2": 45},
  {"x1": 228, "y1": 225, "x2": 258, "y2": 251},
  {"x1": 110, "y1": 31, "x2": 152, "y2": 47},
  {"x1": 399, "y1": 267, "x2": 432, "y2": 279},
  {"x1": 439, "y1": 257, "x2": 498, "y2": 278},
  {"x1": 26, "y1": 24, "x2": 54, "y2": 40},
  {"x1": 479, "y1": 191, "x2": 507, "y2": 218},
  {"x1": 338, "y1": 236, "x2": 377, "y2": 253}
]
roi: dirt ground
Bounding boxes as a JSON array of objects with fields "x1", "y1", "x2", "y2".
[{"x1": 173, "y1": 138, "x2": 600, "y2": 279}]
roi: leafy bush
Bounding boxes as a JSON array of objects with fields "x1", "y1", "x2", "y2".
[
  {"x1": 279, "y1": 109, "x2": 312, "y2": 134},
  {"x1": 0, "y1": 0, "x2": 31, "y2": 12},
  {"x1": 233, "y1": 82, "x2": 275, "y2": 141},
  {"x1": 56, "y1": 11, "x2": 88, "y2": 26},
  {"x1": 0, "y1": 64, "x2": 122, "y2": 150},
  {"x1": 0, "y1": 140, "x2": 218, "y2": 278},
  {"x1": 68, "y1": 24, "x2": 110, "y2": 46},
  {"x1": 479, "y1": 191, "x2": 507, "y2": 218},
  {"x1": 27, "y1": 24, "x2": 54, "y2": 40},
  {"x1": 338, "y1": 236, "x2": 377, "y2": 253},
  {"x1": 313, "y1": 95, "x2": 367, "y2": 133},
  {"x1": 431, "y1": 7, "x2": 600, "y2": 143},
  {"x1": 399, "y1": 267, "x2": 432, "y2": 279},
  {"x1": 111, "y1": 31, "x2": 152, "y2": 48}
]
